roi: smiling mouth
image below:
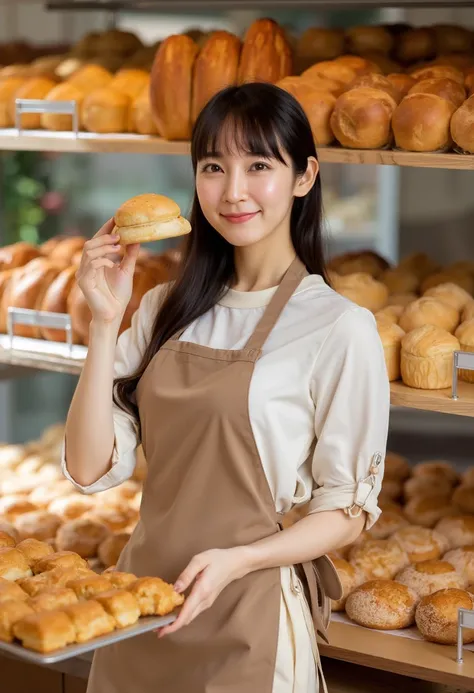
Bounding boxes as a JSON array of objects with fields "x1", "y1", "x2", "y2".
[{"x1": 220, "y1": 212, "x2": 260, "y2": 223}]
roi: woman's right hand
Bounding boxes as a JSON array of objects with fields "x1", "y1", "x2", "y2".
[{"x1": 76, "y1": 218, "x2": 140, "y2": 325}]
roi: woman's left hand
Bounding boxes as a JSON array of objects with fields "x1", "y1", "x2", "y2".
[{"x1": 157, "y1": 547, "x2": 252, "y2": 638}]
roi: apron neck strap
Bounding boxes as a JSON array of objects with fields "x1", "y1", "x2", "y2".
[{"x1": 244, "y1": 256, "x2": 308, "y2": 352}]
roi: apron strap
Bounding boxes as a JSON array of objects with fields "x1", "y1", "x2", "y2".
[{"x1": 244, "y1": 256, "x2": 308, "y2": 352}]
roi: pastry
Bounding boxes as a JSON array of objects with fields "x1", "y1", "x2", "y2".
[
  {"x1": 128, "y1": 576, "x2": 185, "y2": 616},
  {"x1": 415, "y1": 589, "x2": 474, "y2": 644},
  {"x1": 0, "y1": 531, "x2": 15, "y2": 549},
  {"x1": 404, "y1": 496, "x2": 457, "y2": 528},
  {"x1": 98, "y1": 533, "x2": 130, "y2": 568},
  {"x1": 0, "y1": 547, "x2": 32, "y2": 580},
  {"x1": 238, "y1": 18, "x2": 292, "y2": 85},
  {"x1": 345, "y1": 580, "x2": 417, "y2": 629},
  {"x1": 331, "y1": 272, "x2": 388, "y2": 312},
  {"x1": 27, "y1": 587, "x2": 78, "y2": 612},
  {"x1": 102, "y1": 570, "x2": 137, "y2": 589},
  {"x1": 399, "y1": 297, "x2": 459, "y2": 334},
  {"x1": 401, "y1": 325, "x2": 460, "y2": 390},
  {"x1": 15, "y1": 539, "x2": 54, "y2": 566},
  {"x1": 113, "y1": 194, "x2": 191, "y2": 245},
  {"x1": 392, "y1": 526, "x2": 449, "y2": 562},
  {"x1": 14, "y1": 511, "x2": 62, "y2": 542},
  {"x1": 377, "y1": 321, "x2": 405, "y2": 382},
  {"x1": 66, "y1": 575, "x2": 112, "y2": 600},
  {"x1": 62, "y1": 600, "x2": 115, "y2": 642},
  {"x1": 55, "y1": 518, "x2": 110, "y2": 559},
  {"x1": 330, "y1": 88, "x2": 397, "y2": 149},
  {"x1": 412, "y1": 460, "x2": 459, "y2": 486},
  {"x1": 33, "y1": 551, "x2": 88, "y2": 575},
  {"x1": 0, "y1": 578, "x2": 27, "y2": 603},
  {"x1": 455, "y1": 320, "x2": 474, "y2": 383},
  {"x1": 94, "y1": 589, "x2": 141, "y2": 628},
  {"x1": 0, "y1": 600, "x2": 34, "y2": 642},
  {"x1": 13, "y1": 610, "x2": 76, "y2": 652},
  {"x1": 435, "y1": 515, "x2": 474, "y2": 549},
  {"x1": 18, "y1": 566, "x2": 93, "y2": 596},
  {"x1": 348, "y1": 538, "x2": 409, "y2": 579},
  {"x1": 384, "y1": 451, "x2": 411, "y2": 482},
  {"x1": 396, "y1": 559, "x2": 465, "y2": 597}
]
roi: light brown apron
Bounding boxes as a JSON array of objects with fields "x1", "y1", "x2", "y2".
[{"x1": 87, "y1": 257, "x2": 341, "y2": 693}]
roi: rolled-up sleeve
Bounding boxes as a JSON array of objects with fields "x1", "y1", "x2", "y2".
[
  {"x1": 308, "y1": 306, "x2": 390, "y2": 529},
  {"x1": 61, "y1": 283, "x2": 168, "y2": 494}
]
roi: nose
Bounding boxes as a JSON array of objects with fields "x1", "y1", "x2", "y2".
[{"x1": 222, "y1": 167, "x2": 248, "y2": 204}]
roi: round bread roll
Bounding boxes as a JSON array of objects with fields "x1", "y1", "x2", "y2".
[
  {"x1": 345, "y1": 26, "x2": 394, "y2": 56},
  {"x1": 381, "y1": 267, "x2": 419, "y2": 295},
  {"x1": 349, "y1": 538, "x2": 409, "y2": 579},
  {"x1": 386, "y1": 73, "x2": 415, "y2": 98},
  {"x1": 386, "y1": 292, "x2": 417, "y2": 308},
  {"x1": 0, "y1": 520, "x2": 19, "y2": 543},
  {"x1": 377, "y1": 321, "x2": 405, "y2": 381},
  {"x1": 346, "y1": 579, "x2": 417, "y2": 629},
  {"x1": 416, "y1": 588, "x2": 474, "y2": 644},
  {"x1": 55, "y1": 518, "x2": 110, "y2": 558},
  {"x1": 385, "y1": 452, "x2": 411, "y2": 482},
  {"x1": 433, "y1": 24, "x2": 473, "y2": 55},
  {"x1": 97, "y1": 532, "x2": 130, "y2": 568},
  {"x1": 424, "y1": 283, "x2": 472, "y2": 312},
  {"x1": 0, "y1": 76, "x2": 29, "y2": 127},
  {"x1": 399, "y1": 297, "x2": 459, "y2": 334},
  {"x1": 396, "y1": 559, "x2": 465, "y2": 597},
  {"x1": 277, "y1": 77, "x2": 336, "y2": 145},
  {"x1": 461, "y1": 300, "x2": 474, "y2": 323},
  {"x1": 392, "y1": 526, "x2": 449, "y2": 563},
  {"x1": 48, "y1": 495, "x2": 96, "y2": 521},
  {"x1": 411, "y1": 64, "x2": 465, "y2": 85},
  {"x1": 454, "y1": 320, "x2": 474, "y2": 383},
  {"x1": 422, "y1": 270, "x2": 474, "y2": 295},
  {"x1": 444, "y1": 546, "x2": 474, "y2": 584},
  {"x1": 328, "y1": 250, "x2": 390, "y2": 278},
  {"x1": 404, "y1": 496, "x2": 457, "y2": 528},
  {"x1": 9, "y1": 77, "x2": 57, "y2": 129},
  {"x1": 331, "y1": 557, "x2": 364, "y2": 611},
  {"x1": 367, "y1": 509, "x2": 409, "y2": 539},
  {"x1": 330, "y1": 87, "x2": 397, "y2": 149},
  {"x1": 113, "y1": 194, "x2": 191, "y2": 245},
  {"x1": 94, "y1": 29, "x2": 142, "y2": 58},
  {"x1": 401, "y1": 325, "x2": 460, "y2": 390},
  {"x1": 68, "y1": 64, "x2": 113, "y2": 94},
  {"x1": 296, "y1": 28, "x2": 345, "y2": 67},
  {"x1": 150, "y1": 34, "x2": 199, "y2": 140},
  {"x1": 375, "y1": 305, "x2": 404, "y2": 325},
  {"x1": 347, "y1": 73, "x2": 402, "y2": 103},
  {"x1": 302, "y1": 60, "x2": 356, "y2": 86},
  {"x1": 452, "y1": 484, "x2": 474, "y2": 514},
  {"x1": 83, "y1": 508, "x2": 131, "y2": 533},
  {"x1": 404, "y1": 475, "x2": 452, "y2": 502},
  {"x1": 332, "y1": 272, "x2": 388, "y2": 312},
  {"x1": 435, "y1": 515, "x2": 474, "y2": 549},
  {"x1": 108, "y1": 68, "x2": 150, "y2": 101},
  {"x1": 15, "y1": 538, "x2": 54, "y2": 567},
  {"x1": 335, "y1": 55, "x2": 382, "y2": 75},
  {"x1": 450, "y1": 94, "x2": 474, "y2": 153},
  {"x1": 41, "y1": 83, "x2": 85, "y2": 131},
  {"x1": 0, "y1": 242, "x2": 41, "y2": 271},
  {"x1": 54, "y1": 56, "x2": 85, "y2": 81},
  {"x1": 408, "y1": 77, "x2": 466, "y2": 108},
  {"x1": 393, "y1": 93, "x2": 456, "y2": 152},
  {"x1": 13, "y1": 511, "x2": 62, "y2": 542},
  {"x1": 412, "y1": 460, "x2": 459, "y2": 486},
  {"x1": 396, "y1": 28, "x2": 436, "y2": 65},
  {"x1": 81, "y1": 86, "x2": 130, "y2": 134}
]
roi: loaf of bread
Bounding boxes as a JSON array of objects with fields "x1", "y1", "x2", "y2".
[
  {"x1": 347, "y1": 73, "x2": 402, "y2": 103},
  {"x1": 331, "y1": 87, "x2": 397, "y2": 149},
  {"x1": 81, "y1": 87, "x2": 130, "y2": 133},
  {"x1": 41, "y1": 83, "x2": 85, "y2": 131},
  {"x1": 399, "y1": 297, "x2": 459, "y2": 334},
  {"x1": 401, "y1": 324, "x2": 460, "y2": 390},
  {"x1": 408, "y1": 77, "x2": 466, "y2": 108},
  {"x1": 392, "y1": 93, "x2": 456, "y2": 152},
  {"x1": 0, "y1": 242, "x2": 40, "y2": 271},
  {"x1": 451, "y1": 94, "x2": 474, "y2": 153},
  {"x1": 416, "y1": 588, "x2": 474, "y2": 644},
  {"x1": 238, "y1": 19, "x2": 292, "y2": 85},
  {"x1": 39, "y1": 266, "x2": 77, "y2": 342},
  {"x1": 346, "y1": 579, "x2": 417, "y2": 629},
  {"x1": 8, "y1": 77, "x2": 57, "y2": 129}
]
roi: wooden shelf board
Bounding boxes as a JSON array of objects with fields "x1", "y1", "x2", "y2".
[
  {"x1": 1, "y1": 130, "x2": 474, "y2": 169},
  {"x1": 320, "y1": 621, "x2": 474, "y2": 689},
  {"x1": 390, "y1": 380, "x2": 474, "y2": 417}
]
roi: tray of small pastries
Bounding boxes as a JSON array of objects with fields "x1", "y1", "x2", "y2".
[{"x1": 0, "y1": 538, "x2": 184, "y2": 664}]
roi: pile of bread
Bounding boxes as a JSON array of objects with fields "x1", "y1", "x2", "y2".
[
  {"x1": 0, "y1": 422, "x2": 148, "y2": 572},
  {"x1": 0, "y1": 237, "x2": 180, "y2": 345},
  {"x1": 328, "y1": 250, "x2": 474, "y2": 390},
  {"x1": 4, "y1": 21, "x2": 474, "y2": 151},
  {"x1": 0, "y1": 542, "x2": 183, "y2": 653},
  {"x1": 330, "y1": 455, "x2": 474, "y2": 644}
]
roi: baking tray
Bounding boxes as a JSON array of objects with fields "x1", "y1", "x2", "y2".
[{"x1": 0, "y1": 613, "x2": 176, "y2": 665}]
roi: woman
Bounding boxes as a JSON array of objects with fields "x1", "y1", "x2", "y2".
[{"x1": 63, "y1": 83, "x2": 390, "y2": 693}]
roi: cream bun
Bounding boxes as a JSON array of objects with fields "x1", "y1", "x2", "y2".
[{"x1": 114, "y1": 194, "x2": 191, "y2": 245}]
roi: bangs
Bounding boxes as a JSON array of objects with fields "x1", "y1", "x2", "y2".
[{"x1": 191, "y1": 86, "x2": 287, "y2": 167}]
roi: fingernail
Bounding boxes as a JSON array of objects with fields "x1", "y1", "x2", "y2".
[{"x1": 174, "y1": 582, "x2": 183, "y2": 593}]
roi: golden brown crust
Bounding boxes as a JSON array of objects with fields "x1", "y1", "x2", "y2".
[
  {"x1": 67, "y1": 283, "x2": 92, "y2": 346},
  {"x1": 412, "y1": 460, "x2": 459, "y2": 485},
  {"x1": 302, "y1": 60, "x2": 356, "y2": 86},
  {"x1": 128, "y1": 576, "x2": 185, "y2": 616},
  {"x1": 191, "y1": 31, "x2": 241, "y2": 124},
  {"x1": 347, "y1": 73, "x2": 402, "y2": 103},
  {"x1": 331, "y1": 272, "x2": 389, "y2": 312},
  {"x1": 0, "y1": 578, "x2": 28, "y2": 603},
  {"x1": 15, "y1": 538, "x2": 55, "y2": 567},
  {"x1": 393, "y1": 93, "x2": 456, "y2": 152},
  {"x1": 98, "y1": 533, "x2": 130, "y2": 568},
  {"x1": 8, "y1": 77, "x2": 57, "y2": 128},
  {"x1": 277, "y1": 77, "x2": 336, "y2": 145},
  {"x1": 131, "y1": 83, "x2": 158, "y2": 135},
  {"x1": 0, "y1": 531, "x2": 16, "y2": 549},
  {"x1": 331, "y1": 557, "x2": 364, "y2": 611},
  {"x1": 435, "y1": 515, "x2": 474, "y2": 549},
  {"x1": 81, "y1": 87, "x2": 130, "y2": 134},
  {"x1": 40, "y1": 265, "x2": 78, "y2": 342},
  {"x1": 404, "y1": 495, "x2": 457, "y2": 528},
  {"x1": 0, "y1": 600, "x2": 35, "y2": 642},
  {"x1": 452, "y1": 483, "x2": 474, "y2": 512},
  {"x1": 386, "y1": 73, "x2": 416, "y2": 98},
  {"x1": 62, "y1": 600, "x2": 115, "y2": 642},
  {"x1": 392, "y1": 526, "x2": 449, "y2": 563},
  {"x1": 66, "y1": 575, "x2": 112, "y2": 599},
  {"x1": 377, "y1": 321, "x2": 405, "y2": 381},
  {"x1": 401, "y1": 325, "x2": 460, "y2": 390},
  {"x1": 238, "y1": 19, "x2": 292, "y2": 85},
  {"x1": 109, "y1": 68, "x2": 149, "y2": 100},
  {"x1": 94, "y1": 589, "x2": 141, "y2": 628},
  {"x1": 102, "y1": 570, "x2": 137, "y2": 589},
  {"x1": 0, "y1": 242, "x2": 41, "y2": 271},
  {"x1": 346, "y1": 579, "x2": 417, "y2": 630},
  {"x1": 41, "y1": 83, "x2": 85, "y2": 131},
  {"x1": 33, "y1": 551, "x2": 88, "y2": 575},
  {"x1": 55, "y1": 518, "x2": 110, "y2": 559},
  {"x1": 68, "y1": 64, "x2": 113, "y2": 93},
  {"x1": 345, "y1": 26, "x2": 394, "y2": 56},
  {"x1": 349, "y1": 538, "x2": 409, "y2": 579},
  {"x1": 415, "y1": 588, "x2": 474, "y2": 644},
  {"x1": 27, "y1": 587, "x2": 78, "y2": 612},
  {"x1": 0, "y1": 76, "x2": 29, "y2": 127},
  {"x1": 13, "y1": 610, "x2": 76, "y2": 652},
  {"x1": 14, "y1": 511, "x2": 62, "y2": 542},
  {"x1": 396, "y1": 560, "x2": 464, "y2": 597},
  {"x1": 408, "y1": 77, "x2": 466, "y2": 108},
  {"x1": 411, "y1": 64, "x2": 465, "y2": 85},
  {"x1": 296, "y1": 28, "x2": 345, "y2": 66},
  {"x1": 0, "y1": 546, "x2": 33, "y2": 581},
  {"x1": 330, "y1": 87, "x2": 397, "y2": 149},
  {"x1": 149, "y1": 35, "x2": 199, "y2": 140},
  {"x1": 443, "y1": 546, "x2": 474, "y2": 584}
]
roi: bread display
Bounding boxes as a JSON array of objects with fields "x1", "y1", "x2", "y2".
[
  {"x1": 330, "y1": 88, "x2": 397, "y2": 149},
  {"x1": 407, "y1": 77, "x2": 466, "y2": 108},
  {"x1": 345, "y1": 579, "x2": 417, "y2": 629},
  {"x1": 392, "y1": 93, "x2": 456, "y2": 152},
  {"x1": 415, "y1": 588, "x2": 474, "y2": 644},
  {"x1": 401, "y1": 325, "x2": 460, "y2": 390},
  {"x1": 238, "y1": 19, "x2": 292, "y2": 85},
  {"x1": 277, "y1": 77, "x2": 336, "y2": 145},
  {"x1": 392, "y1": 526, "x2": 449, "y2": 562}
]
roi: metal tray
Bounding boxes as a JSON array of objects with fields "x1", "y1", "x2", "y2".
[{"x1": 0, "y1": 613, "x2": 176, "y2": 665}]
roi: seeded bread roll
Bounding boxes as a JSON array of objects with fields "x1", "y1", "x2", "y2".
[
  {"x1": 392, "y1": 526, "x2": 449, "y2": 563},
  {"x1": 415, "y1": 588, "x2": 474, "y2": 644},
  {"x1": 349, "y1": 538, "x2": 409, "y2": 579},
  {"x1": 435, "y1": 515, "x2": 474, "y2": 549},
  {"x1": 346, "y1": 579, "x2": 418, "y2": 629},
  {"x1": 331, "y1": 557, "x2": 364, "y2": 611},
  {"x1": 396, "y1": 559, "x2": 465, "y2": 597}
]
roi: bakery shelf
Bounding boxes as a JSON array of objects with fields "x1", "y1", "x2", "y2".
[
  {"x1": 320, "y1": 621, "x2": 474, "y2": 689},
  {"x1": 390, "y1": 380, "x2": 474, "y2": 417},
  {"x1": 2, "y1": 130, "x2": 474, "y2": 169},
  {"x1": 44, "y1": 0, "x2": 474, "y2": 9}
]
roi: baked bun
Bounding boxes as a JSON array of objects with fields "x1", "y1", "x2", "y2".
[
  {"x1": 15, "y1": 539, "x2": 54, "y2": 567},
  {"x1": 375, "y1": 305, "x2": 404, "y2": 325},
  {"x1": 381, "y1": 267, "x2": 420, "y2": 295},
  {"x1": 452, "y1": 95, "x2": 474, "y2": 152},
  {"x1": 396, "y1": 28, "x2": 436, "y2": 65},
  {"x1": 462, "y1": 301, "x2": 474, "y2": 322},
  {"x1": 349, "y1": 538, "x2": 409, "y2": 579},
  {"x1": 404, "y1": 496, "x2": 456, "y2": 528},
  {"x1": 386, "y1": 293, "x2": 417, "y2": 307},
  {"x1": 347, "y1": 73, "x2": 402, "y2": 103},
  {"x1": 345, "y1": 579, "x2": 417, "y2": 629},
  {"x1": 113, "y1": 193, "x2": 191, "y2": 245},
  {"x1": 0, "y1": 242, "x2": 40, "y2": 271},
  {"x1": 128, "y1": 576, "x2": 184, "y2": 616},
  {"x1": 436, "y1": 515, "x2": 474, "y2": 549},
  {"x1": 397, "y1": 559, "x2": 465, "y2": 597},
  {"x1": 13, "y1": 511, "x2": 62, "y2": 542},
  {"x1": 66, "y1": 574, "x2": 112, "y2": 600},
  {"x1": 401, "y1": 325, "x2": 460, "y2": 390},
  {"x1": 48, "y1": 495, "x2": 95, "y2": 521},
  {"x1": 27, "y1": 586, "x2": 78, "y2": 613},
  {"x1": 9, "y1": 77, "x2": 57, "y2": 128},
  {"x1": 415, "y1": 588, "x2": 474, "y2": 644},
  {"x1": 443, "y1": 546, "x2": 474, "y2": 584},
  {"x1": 392, "y1": 93, "x2": 456, "y2": 152},
  {"x1": 81, "y1": 87, "x2": 130, "y2": 133},
  {"x1": 377, "y1": 321, "x2": 405, "y2": 381},
  {"x1": 395, "y1": 525, "x2": 451, "y2": 563},
  {"x1": 0, "y1": 546, "x2": 33, "y2": 580},
  {"x1": 108, "y1": 68, "x2": 149, "y2": 100},
  {"x1": 335, "y1": 55, "x2": 382, "y2": 75},
  {"x1": 97, "y1": 533, "x2": 130, "y2": 568},
  {"x1": 386, "y1": 73, "x2": 415, "y2": 98},
  {"x1": 41, "y1": 83, "x2": 85, "y2": 131},
  {"x1": 302, "y1": 60, "x2": 356, "y2": 86},
  {"x1": 277, "y1": 77, "x2": 336, "y2": 145},
  {"x1": 103, "y1": 570, "x2": 137, "y2": 590},
  {"x1": 345, "y1": 25, "x2": 394, "y2": 56},
  {"x1": 424, "y1": 283, "x2": 472, "y2": 313},
  {"x1": 296, "y1": 28, "x2": 345, "y2": 69},
  {"x1": 0, "y1": 76, "x2": 28, "y2": 127},
  {"x1": 55, "y1": 57, "x2": 84, "y2": 81},
  {"x1": 332, "y1": 272, "x2": 388, "y2": 312},
  {"x1": 411, "y1": 64, "x2": 464, "y2": 85},
  {"x1": 93, "y1": 589, "x2": 140, "y2": 629},
  {"x1": 452, "y1": 483, "x2": 474, "y2": 513},
  {"x1": 331, "y1": 557, "x2": 364, "y2": 611},
  {"x1": 408, "y1": 77, "x2": 466, "y2": 108},
  {"x1": 33, "y1": 550, "x2": 88, "y2": 575},
  {"x1": 238, "y1": 19, "x2": 292, "y2": 85},
  {"x1": 150, "y1": 35, "x2": 199, "y2": 140},
  {"x1": 131, "y1": 83, "x2": 158, "y2": 135},
  {"x1": 433, "y1": 25, "x2": 473, "y2": 55},
  {"x1": 0, "y1": 600, "x2": 35, "y2": 643},
  {"x1": 403, "y1": 475, "x2": 452, "y2": 502},
  {"x1": 0, "y1": 531, "x2": 16, "y2": 549},
  {"x1": 398, "y1": 252, "x2": 440, "y2": 281},
  {"x1": 423, "y1": 270, "x2": 474, "y2": 296},
  {"x1": 331, "y1": 87, "x2": 397, "y2": 149},
  {"x1": 0, "y1": 578, "x2": 27, "y2": 602},
  {"x1": 62, "y1": 600, "x2": 115, "y2": 642},
  {"x1": 328, "y1": 250, "x2": 390, "y2": 278},
  {"x1": 55, "y1": 518, "x2": 110, "y2": 558},
  {"x1": 412, "y1": 460, "x2": 458, "y2": 486},
  {"x1": 367, "y1": 509, "x2": 409, "y2": 539}
]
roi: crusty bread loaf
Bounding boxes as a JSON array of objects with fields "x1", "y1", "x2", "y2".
[
  {"x1": 150, "y1": 34, "x2": 199, "y2": 141},
  {"x1": 349, "y1": 538, "x2": 409, "y2": 579},
  {"x1": 392, "y1": 525, "x2": 449, "y2": 563},
  {"x1": 331, "y1": 87, "x2": 397, "y2": 149},
  {"x1": 81, "y1": 87, "x2": 130, "y2": 134},
  {"x1": 238, "y1": 18, "x2": 292, "y2": 85},
  {"x1": 392, "y1": 93, "x2": 456, "y2": 152},
  {"x1": 415, "y1": 588, "x2": 474, "y2": 644},
  {"x1": 109, "y1": 68, "x2": 149, "y2": 100},
  {"x1": 8, "y1": 77, "x2": 57, "y2": 129},
  {"x1": 191, "y1": 31, "x2": 241, "y2": 124},
  {"x1": 130, "y1": 83, "x2": 158, "y2": 136},
  {"x1": 346, "y1": 579, "x2": 418, "y2": 629},
  {"x1": 408, "y1": 77, "x2": 466, "y2": 108},
  {"x1": 41, "y1": 83, "x2": 85, "y2": 131},
  {"x1": 399, "y1": 297, "x2": 459, "y2": 334},
  {"x1": 396, "y1": 560, "x2": 465, "y2": 597},
  {"x1": 386, "y1": 73, "x2": 416, "y2": 98},
  {"x1": 347, "y1": 73, "x2": 402, "y2": 103},
  {"x1": 67, "y1": 282, "x2": 91, "y2": 345},
  {"x1": 277, "y1": 77, "x2": 336, "y2": 145},
  {"x1": 0, "y1": 242, "x2": 40, "y2": 271},
  {"x1": 40, "y1": 266, "x2": 77, "y2": 342}
]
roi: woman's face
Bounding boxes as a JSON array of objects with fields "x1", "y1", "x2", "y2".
[{"x1": 196, "y1": 133, "x2": 317, "y2": 249}]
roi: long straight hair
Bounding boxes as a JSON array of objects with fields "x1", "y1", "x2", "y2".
[{"x1": 114, "y1": 82, "x2": 327, "y2": 421}]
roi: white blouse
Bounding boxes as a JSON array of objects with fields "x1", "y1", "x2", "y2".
[{"x1": 62, "y1": 273, "x2": 390, "y2": 693}]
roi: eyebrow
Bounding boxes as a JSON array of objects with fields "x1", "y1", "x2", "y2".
[{"x1": 201, "y1": 149, "x2": 273, "y2": 159}]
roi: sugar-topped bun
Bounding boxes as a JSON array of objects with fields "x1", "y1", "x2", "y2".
[
  {"x1": 114, "y1": 194, "x2": 191, "y2": 245},
  {"x1": 346, "y1": 579, "x2": 418, "y2": 629},
  {"x1": 435, "y1": 515, "x2": 474, "y2": 549},
  {"x1": 392, "y1": 526, "x2": 449, "y2": 563},
  {"x1": 404, "y1": 495, "x2": 457, "y2": 528},
  {"x1": 367, "y1": 509, "x2": 409, "y2": 539},
  {"x1": 331, "y1": 557, "x2": 364, "y2": 611},
  {"x1": 396, "y1": 559, "x2": 465, "y2": 597},
  {"x1": 443, "y1": 546, "x2": 474, "y2": 583},
  {"x1": 349, "y1": 538, "x2": 409, "y2": 579},
  {"x1": 415, "y1": 588, "x2": 474, "y2": 644}
]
